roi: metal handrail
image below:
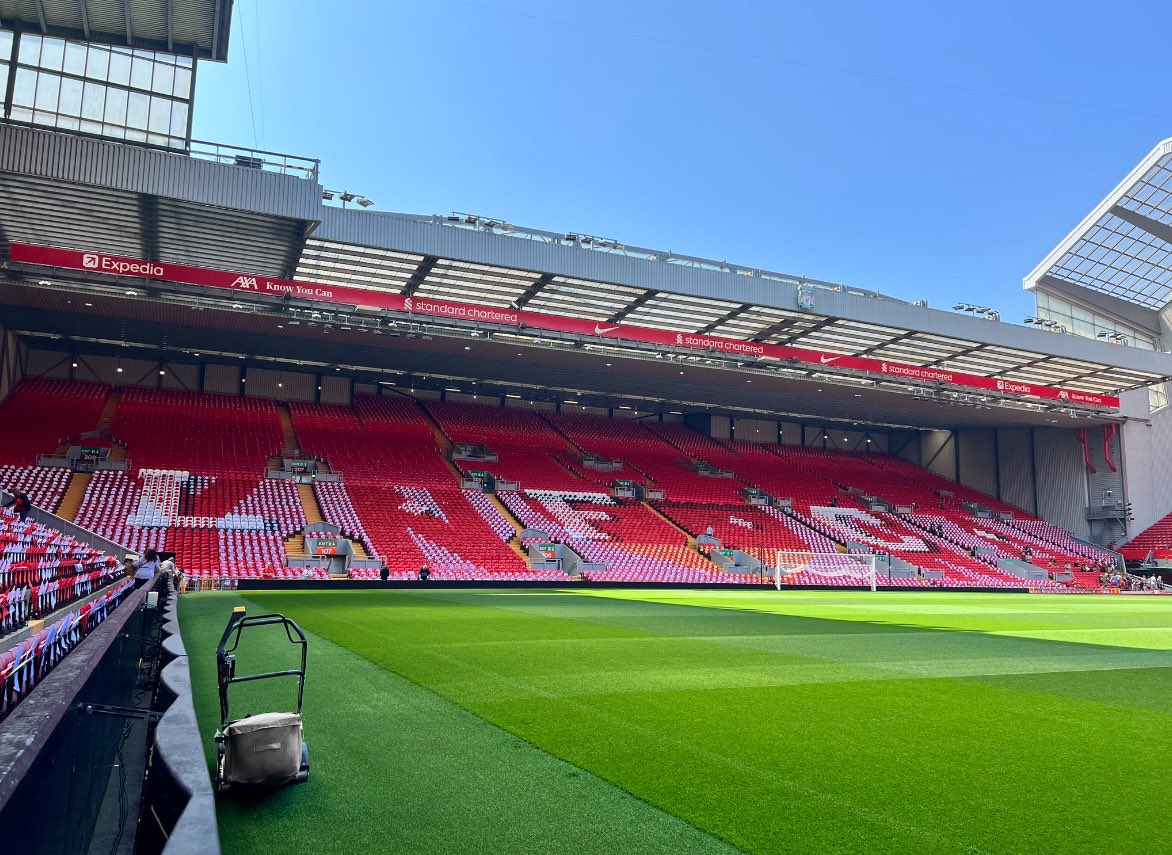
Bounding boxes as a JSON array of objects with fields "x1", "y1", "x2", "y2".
[{"x1": 187, "y1": 139, "x2": 320, "y2": 181}]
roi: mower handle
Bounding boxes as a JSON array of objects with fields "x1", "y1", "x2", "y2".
[{"x1": 217, "y1": 610, "x2": 308, "y2": 726}]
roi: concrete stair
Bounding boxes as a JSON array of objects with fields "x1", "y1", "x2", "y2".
[
  {"x1": 278, "y1": 404, "x2": 299, "y2": 454},
  {"x1": 297, "y1": 484, "x2": 323, "y2": 524},
  {"x1": 95, "y1": 390, "x2": 120, "y2": 433},
  {"x1": 284, "y1": 534, "x2": 306, "y2": 560},
  {"x1": 55, "y1": 472, "x2": 91, "y2": 521},
  {"x1": 644, "y1": 501, "x2": 699, "y2": 550},
  {"x1": 486, "y1": 493, "x2": 530, "y2": 559}
]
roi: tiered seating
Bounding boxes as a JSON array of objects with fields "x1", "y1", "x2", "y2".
[
  {"x1": 0, "y1": 376, "x2": 1133, "y2": 590},
  {"x1": 545, "y1": 413, "x2": 745, "y2": 502},
  {"x1": 295, "y1": 398, "x2": 456, "y2": 487},
  {"x1": 0, "y1": 507, "x2": 123, "y2": 638},
  {"x1": 313, "y1": 481, "x2": 378, "y2": 559},
  {"x1": 426, "y1": 401, "x2": 587, "y2": 490},
  {"x1": 110, "y1": 388, "x2": 282, "y2": 474},
  {"x1": 655, "y1": 502, "x2": 829, "y2": 555},
  {"x1": 293, "y1": 398, "x2": 543, "y2": 580},
  {"x1": 465, "y1": 490, "x2": 516, "y2": 542},
  {"x1": 1113, "y1": 514, "x2": 1172, "y2": 562},
  {"x1": 498, "y1": 489, "x2": 739, "y2": 583},
  {"x1": 339, "y1": 483, "x2": 530, "y2": 578},
  {"x1": 0, "y1": 379, "x2": 110, "y2": 465},
  {"x1": 0, "y1": 465, "x2": 73, "y2": 512},
  {"x1": 74, "y1": 470, "x2": 165, "y2": 555},
  {"x1": 1, "y1": 578, "x2": 134, "y2": 720}
]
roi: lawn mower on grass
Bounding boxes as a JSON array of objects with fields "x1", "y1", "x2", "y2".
[{"x1": 214, "y1": 607, "x2": 310, "y2": 793}]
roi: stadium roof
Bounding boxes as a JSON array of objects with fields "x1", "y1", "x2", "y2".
[
  {"x1": 1025, "y1": 138, "x2": 1172, "y2": 310},
  {"x1": 3, "y1": 124, "x2": 1172, "y2": 425},
  {"x1": 298, "y1": 208, "x2": 1171, "y2": 398},
  {"x1": 0, "y1": 0, "x2": 232, "y2": 60}
]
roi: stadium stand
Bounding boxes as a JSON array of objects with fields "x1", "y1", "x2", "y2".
[{"x1": 0, "y1": 380, "x2": 1133, "y2": 588}]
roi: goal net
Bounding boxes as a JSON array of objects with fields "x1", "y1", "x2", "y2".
[{"x1": 772, "y1": 551, "x2": 878, "y2": 591}]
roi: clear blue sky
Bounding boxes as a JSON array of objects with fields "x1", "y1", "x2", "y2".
[{"x1": 192, "y1": 0, "x2": 1172, "y2": 323}]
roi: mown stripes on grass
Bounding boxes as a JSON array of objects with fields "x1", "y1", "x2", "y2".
[
  {"x1": 180, "y1": 593, "x2": 742, "y2": 855},
  {"x1": 185, "y1": 590, "x2": 1172, "y2": 854}
]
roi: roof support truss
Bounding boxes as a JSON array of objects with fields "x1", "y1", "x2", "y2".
[
  {"x1": 609, "y1": 291, "x2": 657, "y2": 323},
  {"x1": 513, "y1": 273, "x2": 552, "y2": 310},
  {"x1": 697, "y1": 305, "x2": 750, "y2": 335},
  {"x1": 76, "y1": 0, "x2": 91, "y2": 40},
  {"x1": 404, "y1": 256, "x2": 439, "y2": 296}
]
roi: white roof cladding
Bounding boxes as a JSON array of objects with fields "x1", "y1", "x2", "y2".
[
  {"x1": 308, "y1": 206, "x2": 1172, "y2": 394},
  {"x1": 1025, "y1": 138, "x2": 1172, "y2": 312},
  {"x1": 0, "y1": 0, "x2": 233, "y2": 60}
]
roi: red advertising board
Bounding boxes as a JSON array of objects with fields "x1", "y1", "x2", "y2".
[{"x1": 7, "y1": 242, "x2": 1120, "y2": 408}]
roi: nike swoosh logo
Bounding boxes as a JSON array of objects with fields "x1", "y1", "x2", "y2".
[
  {"x1": 594, "y1": 325, "x2": 620, "y2": 335},
  {"x1": 819, "y1": 355, "x2": 842, "y2": 364}
]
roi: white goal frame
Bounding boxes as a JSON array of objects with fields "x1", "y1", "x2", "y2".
[{"x1": 772, "y1": 551, "x2": 878, "y2": 592}]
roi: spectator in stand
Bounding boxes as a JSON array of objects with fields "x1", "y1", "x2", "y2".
[
  {"x1": 3, "y1": 490, "x2": 32, "y2": 522},
  {"x1": 419, "y1": 565, "x2": 431, "y2": 582},
  {"x1": 132, "y1": 549, "x2": 161, "y2": 589},
  {"x1": 829, "y1": 495, "x2": 838, "y2": 508},
  {"x1": 379, "y1": 563, "x2": 390, "y2": 582}
]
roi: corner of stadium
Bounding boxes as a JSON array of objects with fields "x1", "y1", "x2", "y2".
[{"x1": 1, "y1": 4, "x2": 1171, "y2": 854}]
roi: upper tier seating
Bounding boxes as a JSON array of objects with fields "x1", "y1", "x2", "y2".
[
  {"x1": 292, "y1": 398, "x2": 542, "y2": 580},
  {"x1": 425, "y1": 401, "x2": 588, "y2": 490},
  {"x1": 293, "y1": 397, "x2": 456, "y2": 487},
  {"x1": 544, "y1": 413, "x2": 746, "y2": 502},
  {"x1": 111, "y1": 388, "x2": 282, "y2": 475},
  {"x1": 0, "y1": 379, "x2": 110, "y2": 466}
]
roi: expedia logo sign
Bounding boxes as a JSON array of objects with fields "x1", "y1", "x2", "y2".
[
  {"x1": 998, "y1": 380, "x2": 1032, "y2": 394},
  {"x1": 83, "y1": 253, "x2": 164, "y2": 277}
]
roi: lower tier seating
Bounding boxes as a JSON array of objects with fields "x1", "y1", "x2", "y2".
[{"x1": 1, "y1": 578, "x2": 134, "y2": 720}]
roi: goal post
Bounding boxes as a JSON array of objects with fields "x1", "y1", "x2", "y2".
[{"x1": 772, "y1": 550, "x2": 878, "y2": 591}]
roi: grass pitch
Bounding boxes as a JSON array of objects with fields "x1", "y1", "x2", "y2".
[{"x1": 180, "y1": 590, "x2": 1172, "y2": 854}]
